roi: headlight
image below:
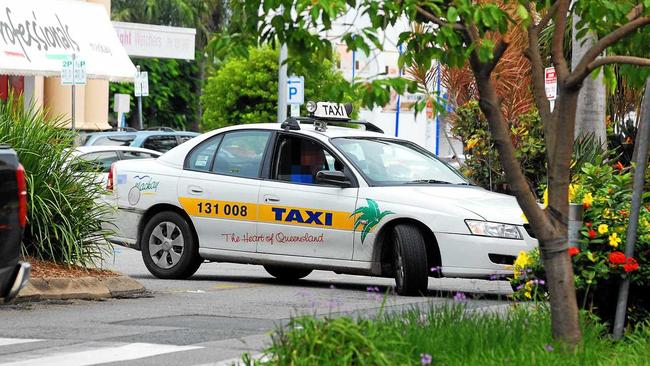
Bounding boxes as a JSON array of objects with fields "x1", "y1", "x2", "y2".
[{"x1": 465, "y1": 220, "x2": 522, "y2": 240}]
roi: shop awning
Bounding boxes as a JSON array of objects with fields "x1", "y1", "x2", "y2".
[{"x1": 0, "y1": 0, "x2": 136, "y2": 82}]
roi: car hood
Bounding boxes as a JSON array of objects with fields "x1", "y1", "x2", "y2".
[{"x1": 373, "y1": 185, "x2": 527, "y2": 225}]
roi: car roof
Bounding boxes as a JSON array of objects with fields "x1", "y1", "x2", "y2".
[
  {"x1": 73, "y1": 146, "x2": 163, "y2": 155},
  {"x1": 158, "y1": 122, "x2": 404, "y2": 169},
  {"x1": 85, "y1": 131, "x2": 199, "y2": 138},
  {"x1": 210, "y1": 123, "x2": 389, "y2": 139}
]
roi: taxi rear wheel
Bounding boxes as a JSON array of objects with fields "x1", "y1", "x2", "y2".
[
  {"x1": 392, "y1": 224, "x2": 428, "y2": 296},
  {"x1": 264, "y1": 265, "x2": 312, "y2": 281},
  {"x1": 141, "y1": 211, "x2": 202, "y2": 279}
]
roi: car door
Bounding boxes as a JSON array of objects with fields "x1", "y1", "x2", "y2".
[
  {"x1": 257, "y1": 133, "x2": 358, "y2": 259},
  {"x1": 178, "y1": 130, "x2": 272, "y2": 251}
]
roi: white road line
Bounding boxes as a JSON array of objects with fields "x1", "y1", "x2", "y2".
[
  {"x1": 0, "y1": 342, "x2": 202, "y2": 366},
  {"x1": 0, "y1": 339, "x2": 41, "y2": 347}
]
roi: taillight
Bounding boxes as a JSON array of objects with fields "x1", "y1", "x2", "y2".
[
  {"x1": 107, "y1": 163, "x2": 115, "y2": 191},
  {"x1": 16, "y1": 163, "x2": 27, "y2": 228}
]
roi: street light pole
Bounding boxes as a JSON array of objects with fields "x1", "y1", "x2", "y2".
[{"x1": 277, "y1": 43, "x2": 288, "y2": 123}]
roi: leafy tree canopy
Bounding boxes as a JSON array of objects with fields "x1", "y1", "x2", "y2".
[{"x1": 201, "y1": 46, "x2": 353, "y2": 131}]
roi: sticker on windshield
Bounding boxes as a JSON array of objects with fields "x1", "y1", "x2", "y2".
[{"x1": 351, "y1": 198, "x2": 394, "y2": 243}]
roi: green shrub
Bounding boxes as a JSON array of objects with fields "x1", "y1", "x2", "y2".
[
  {"x1": 512, "y1": 162, "x2": 650, "y2": 325},
  {"x1": 243, "y1": 305, "x2": 650, "y2": 365},
  {"x1": 451, "y1": 100, "x2": 546, "y2": 193},
  {"x1": 0, "y1": 100, "x2": 111, "y2": 266},
  {"x1": 201, "y1": 46, "x2": 354, "y2": 131}
]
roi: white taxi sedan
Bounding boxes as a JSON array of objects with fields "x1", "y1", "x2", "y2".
[{"x1": 107, "y1": 102, "x2": 537, "y2": 295}]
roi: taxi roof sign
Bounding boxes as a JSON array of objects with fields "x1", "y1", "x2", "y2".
[{"x1": 311, "y1": 102, "x2": 351, "y2": 120}]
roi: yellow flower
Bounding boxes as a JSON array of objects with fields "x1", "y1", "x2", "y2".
[
  {"x1": 603, "y1": 209, "x2": 612, "y2": 218},
  {"x1": 609, "y1": 233, "x2": 621, "y2": 248},
  {"x1": 466, "y1": 137, "x2": 479, "y2": 150},
  {"x1": 598, "y1": 224, "x2": 609, "y2": 235},
  {"x1": 524, "y1": 291, "x2": 532, "y2": 299},
  {"x1": 568, "y1": 184, "x2": 578, "y2": 203},
  {"x1": 513, "y1": 251, "x2": 531, "y2": 277},
  {"x1": 582, "y1": 192, "x2": 593, "y2": 208}
]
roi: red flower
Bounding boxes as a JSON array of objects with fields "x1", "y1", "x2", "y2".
[
  {"x1": 588, "y1": 230, "x2": 597, "y2": 239},
  {"x1": 619, "y1": 209, "x2": 628, "y2": 217},
  {"x1": 624, "y1": 258, "x2": 639, "y2": 273},
  {"x1": 568, "y1": 247, "x2": 580, "y2": 257},
  {"x1": 614, "y1": 161, "x2": 625, "y2": 171},
  {"x1": 585, "y1": 222, "x2": 592, "y2": 228},
  {"x1": 609, "y1": 251, "x2": 627, "y2": 265}
]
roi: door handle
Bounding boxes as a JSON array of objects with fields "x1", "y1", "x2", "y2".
[
  {"x1": 264, "y1": 195, "x2": 280, "y2": 203},
  {"x1": 188, "y1": 185, "x2": 204, "y2": 195}
]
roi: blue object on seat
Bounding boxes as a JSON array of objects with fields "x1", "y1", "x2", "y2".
[{"x1": 290, "y1": 174, "x2": 313, "y2": 183}]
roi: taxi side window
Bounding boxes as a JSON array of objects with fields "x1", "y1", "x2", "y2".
[
  {"x1": 274, "y1": 135, "x2": 343, "y2": 185},
  {"x1": 186, "y1": 135, "x2": 223, "y2": 172},
  {"x1": 213, "y1": 131, "x2": 271, "y2": 178}
]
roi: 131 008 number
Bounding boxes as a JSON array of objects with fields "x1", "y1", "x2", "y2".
[{"x1": 197, "y1": 202, "x2": 248, "y2": 217}]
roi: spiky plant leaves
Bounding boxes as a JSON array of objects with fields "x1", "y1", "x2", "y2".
[{"x1": 0, "y1": 96, "x2": 112, "y2": 267}]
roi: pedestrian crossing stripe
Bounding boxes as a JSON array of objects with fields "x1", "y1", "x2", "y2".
[
  {"x1": 0, "y1": 341, "x2": 202, "y2": 366},
  {"x1": 0, "y1": 338, "x2": 41, "y2": 347}
]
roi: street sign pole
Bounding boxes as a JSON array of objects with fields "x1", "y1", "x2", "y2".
[
  {"x1": 71, "y1": 53, "x2": 76, "y2": 130},
  {"x1": 137, "y1": 65, "x2": 143, "y2": 130}
]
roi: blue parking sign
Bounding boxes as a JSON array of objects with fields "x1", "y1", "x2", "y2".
[{"x1": 287, "y1": 75, "x2": 304, "y2": 105}]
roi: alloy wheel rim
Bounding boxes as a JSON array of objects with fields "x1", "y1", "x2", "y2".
[{"x1": 149, "y1": 221, "x2": 184, "y2": 269}]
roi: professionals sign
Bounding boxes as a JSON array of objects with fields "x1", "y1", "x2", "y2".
[{"x1": 0, "y1": 0, "x2": 136, "y2": 81}]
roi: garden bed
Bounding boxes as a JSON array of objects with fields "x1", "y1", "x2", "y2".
[{"x1": 242, "y1": 305, "x2": 650, "y2": 365}]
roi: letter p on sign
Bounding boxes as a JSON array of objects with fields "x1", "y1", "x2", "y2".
[{"x1": 287, "y1": 75, "x2": 304, "y2": 105}]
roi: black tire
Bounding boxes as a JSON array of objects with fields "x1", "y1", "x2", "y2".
[
  {"x1": 141, "y1": 211, "x2": 202, "y2": 279},
  {"x1": 264, "y1": 265, "x2": 312, "y2": 281},
  {"x1": 392, "y1": 224, "x2": 429, "y2": 295}
]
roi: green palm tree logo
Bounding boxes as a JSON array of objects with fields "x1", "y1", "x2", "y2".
[{"x1": 351, "y1": 198, "x2": 394, "y2": 243}]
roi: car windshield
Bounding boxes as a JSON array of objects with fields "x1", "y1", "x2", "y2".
[{"x1": 332, "y1": 137, "x2": 469, "y2": 186}]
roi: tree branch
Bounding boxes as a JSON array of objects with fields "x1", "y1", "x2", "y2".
[
  {"x1": 525, "y1": 22, "x2": 552, "y2": 124},
  {"x1": 567, "y1": 16, "x2": 650, "y2": 89},
  {"x1": 551, "y1": 0, "x2": 571, "y2": 80},
  {"x1": 627, "y1": 4, "x2": 645, "y2": 21},
  {"x1": 536, "y1": 1, "x2": 559, "y2": 33},
  {"x1": 415, "y1": 5, "x2": 465, "y2": 30},
  {"x1": 482, "y1": 38, "x2": 509, "y2": 75},
  {"x1": 590, "y1": 55, "x2": 650, "y2": 70}
]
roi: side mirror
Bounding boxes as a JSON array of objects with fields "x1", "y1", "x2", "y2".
[{"x1": 315, "y1": 170, "x2": 351, "y2": 188}]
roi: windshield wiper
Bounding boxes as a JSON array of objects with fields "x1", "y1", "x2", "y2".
[{"x1": 406, "y1": 179, "x2": 454, "y2": 185}]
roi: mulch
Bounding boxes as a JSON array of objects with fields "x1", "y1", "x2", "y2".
[{"x1": 23, "y1": 257, "x2": 120, "y2": 279}]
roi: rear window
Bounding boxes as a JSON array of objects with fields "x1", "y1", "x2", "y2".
[
  {"x1": 92, "y1": 135, "x2": 135, "y2": 147},
  {"x1": 142, "y1": 135, "x2": 179, "y2": 152}
]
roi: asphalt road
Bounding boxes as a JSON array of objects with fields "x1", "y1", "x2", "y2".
[{"x1": 0, "y1": 246, "x2": 513, "y2": 366}]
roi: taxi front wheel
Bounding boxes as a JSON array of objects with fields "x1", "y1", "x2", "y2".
[
  {"x1": 141, "y1": 211, "x2": 202, "y2": 279},
  {"x1": 264, "y1": 265, "x2": 312, "y2": 281},
  {"x1": 392, "y1": 224, "x2": 429, "y2": 296}
]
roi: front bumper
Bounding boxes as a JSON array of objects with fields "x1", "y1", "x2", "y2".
[
  {"x1": 435, "y1": 228, "x2": 537, "y2": 278},
  {"x1": 0, "y1": 262, "x2": 30, "y2": 302}
]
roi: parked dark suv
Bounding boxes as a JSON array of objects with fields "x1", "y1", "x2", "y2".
[{"x1": 0, "y1": 146, "x2": 30, "y2": 302}]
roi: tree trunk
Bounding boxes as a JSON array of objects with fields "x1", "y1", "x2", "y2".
[
  {"x1": 572, "y1": 13, "x2": 607, "y2": 143},
  {"x1": 472, "y1": 66, "x2": 583, "y2": 346}
]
